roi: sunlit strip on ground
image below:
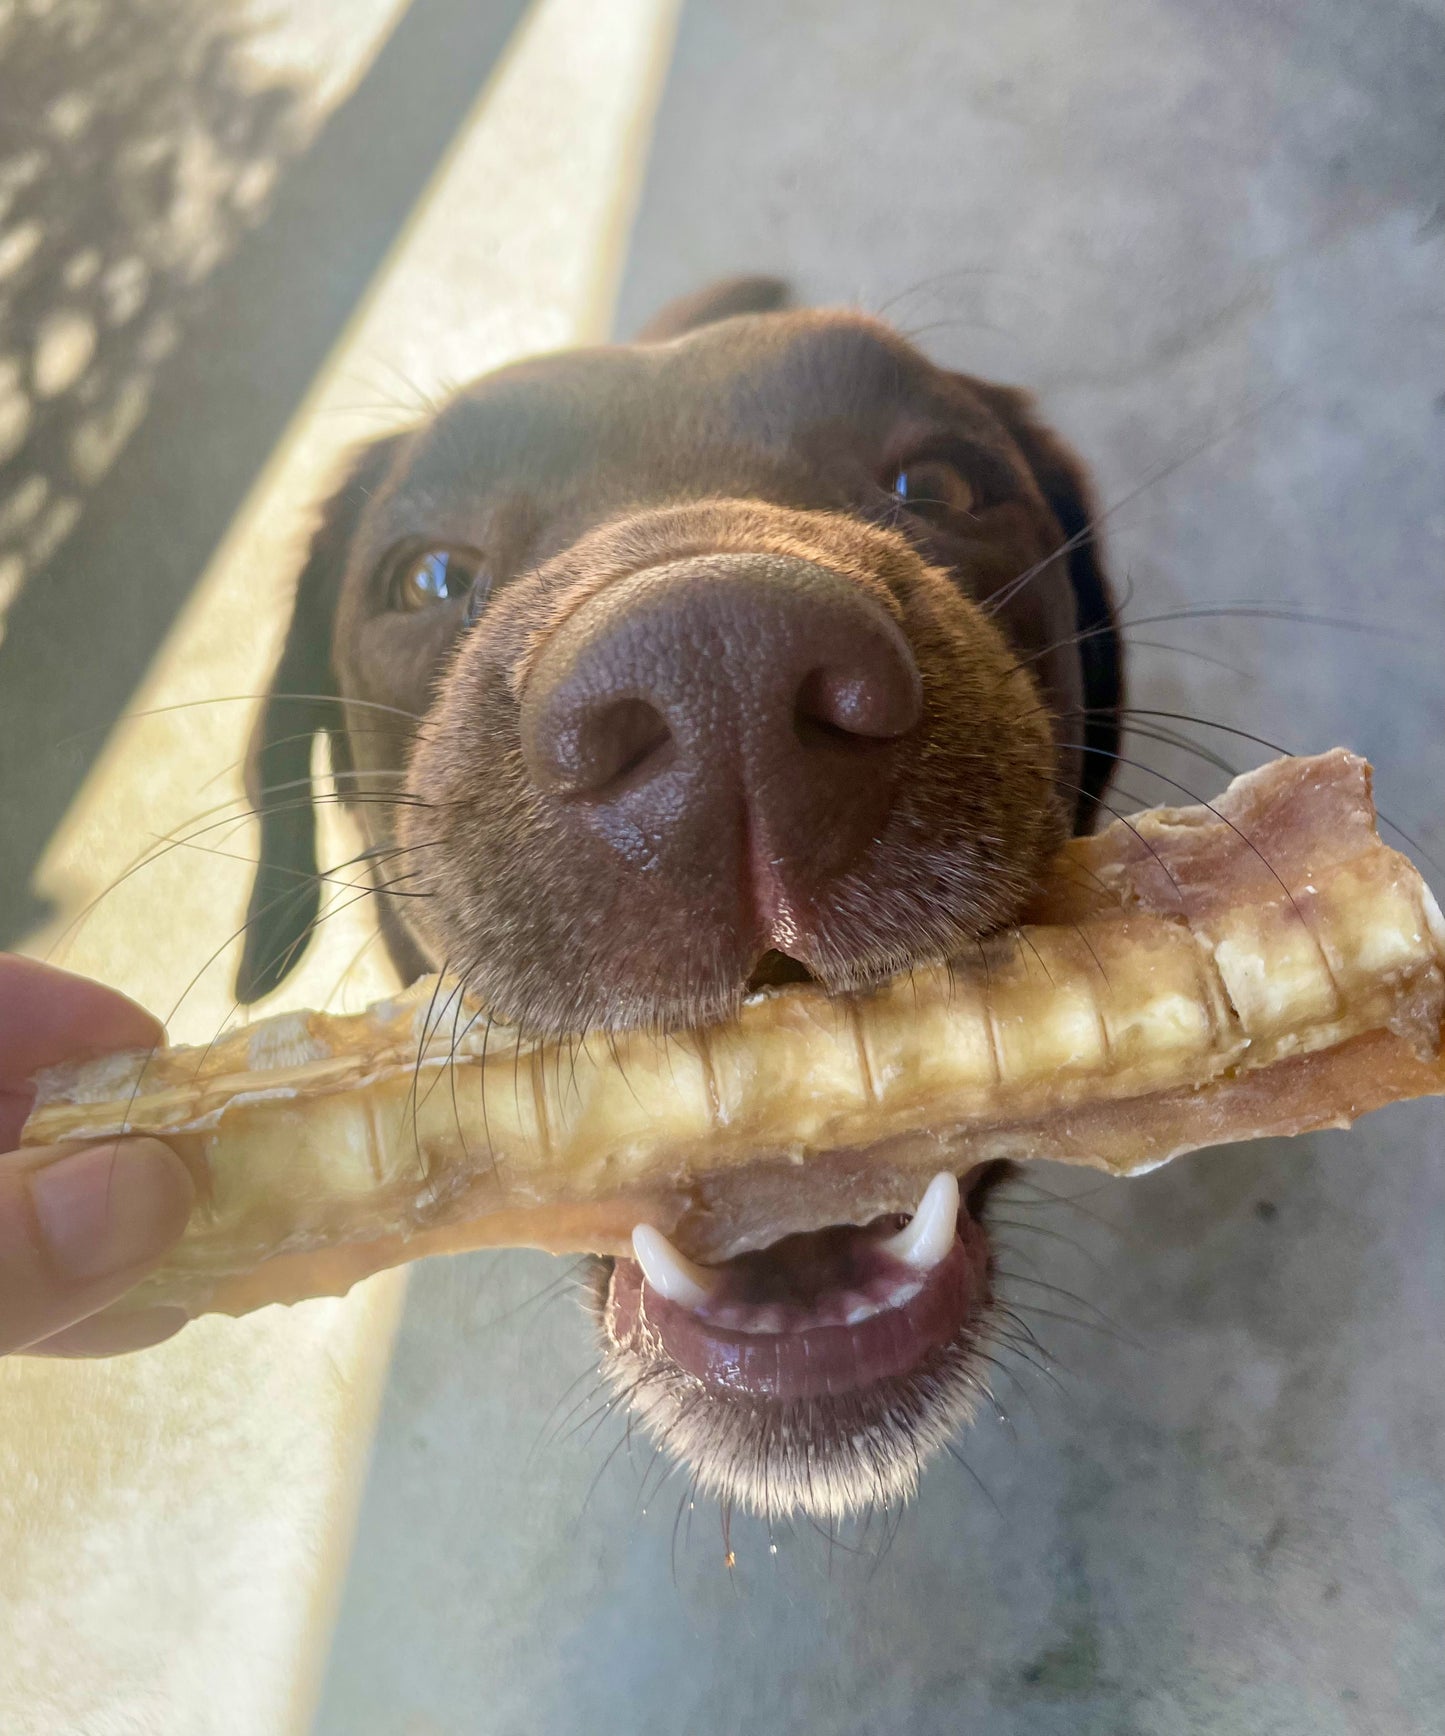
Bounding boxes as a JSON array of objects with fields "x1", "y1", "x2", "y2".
[{"x1": 0, "y1": 1, "x2": 680, "y2": 1731}]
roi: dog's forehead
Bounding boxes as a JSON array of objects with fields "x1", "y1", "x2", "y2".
[
  {"x1": 404, "y1": 312, "x2": 996, "y2": 488},
  {"x1": 342, "y1": 312, "x2": 1025, "y2": 582}
]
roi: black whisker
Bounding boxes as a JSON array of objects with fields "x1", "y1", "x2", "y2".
[
  {"x1": 1018, "y1": 602, "x2": 1410, "y2": 674},
  {"x1": 56, "y1": 690, "x2": 423, "y2": 748},
  {"x1": 1090, "y1": 709, "x2": 1442, "y2": 877},
  {"x1": 983, "y1": 391, "x2": 1296, "y2": 619}
]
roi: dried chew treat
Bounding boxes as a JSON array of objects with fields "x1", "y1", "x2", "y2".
[{"x1": 23, "y1": 749, "x2": 1445, "y2": 1320}]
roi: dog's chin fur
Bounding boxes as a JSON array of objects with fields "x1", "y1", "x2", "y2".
[{"x1": 595, "y1": 1301, "x2": 993, "y2": 1525}]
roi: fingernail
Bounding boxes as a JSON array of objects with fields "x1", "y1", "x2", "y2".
[
  {"x1": 28, "y1": 1139, "x2": 193, "y2": 1283},
  {"x1": 34, "y1": 1305, "x2": 191, "y2": 1358}
]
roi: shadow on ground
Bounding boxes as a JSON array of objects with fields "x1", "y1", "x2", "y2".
[{"x1": 0, "y1": 0, "x2": 528, "y2": 944}]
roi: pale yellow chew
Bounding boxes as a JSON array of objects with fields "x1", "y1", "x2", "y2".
[{"x1": 23, "y1": 750, "x2": 1445, "y2": 1319}]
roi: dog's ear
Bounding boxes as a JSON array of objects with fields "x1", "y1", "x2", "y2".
[
  {"x1": 633, "y1": 275, "x2": 790, "y2": 343},
  {"x1": 235, "y1": 434, "x2": 404, "y2": 1003},
  {"x1": 977, "y1": 385, "x2": 1124, "y2": 832}
]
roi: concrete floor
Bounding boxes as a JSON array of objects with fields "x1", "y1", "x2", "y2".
[
  {"x1": 315, "y1": 4, "x2": 1445, "y2": 1733},
  {"x1": 0, "y1": 0, "x2": 529, "y2": 943},
  {"x1": 3, "y1": 0, "x2": 1442, "y2": 1731}
]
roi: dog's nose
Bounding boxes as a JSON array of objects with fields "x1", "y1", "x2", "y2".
[{"x1": 519, "y1": 552, "x2": 922, "y2": 932}]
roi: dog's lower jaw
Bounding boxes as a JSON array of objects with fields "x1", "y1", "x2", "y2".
[{"x1": 590, "y1": 1167, "x2": 1007, "y2": 1526}]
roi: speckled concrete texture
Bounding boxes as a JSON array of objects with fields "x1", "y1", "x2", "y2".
[{"x1": 315, "y1": 4, "x2": 1445, "y2": 1732}]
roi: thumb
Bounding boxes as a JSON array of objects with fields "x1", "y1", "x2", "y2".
[{"x1": 0, "y1": 1138, "x2": 194, "y2": 1356}]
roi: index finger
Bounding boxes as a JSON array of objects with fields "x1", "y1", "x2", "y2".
[{"x1": 0, "y1": 956, "x2": 165, "y2": 1148}]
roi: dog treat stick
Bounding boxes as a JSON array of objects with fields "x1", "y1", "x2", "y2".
[{"x1": 23, "y1": 750, "x2": 1445, "y2": 1320}]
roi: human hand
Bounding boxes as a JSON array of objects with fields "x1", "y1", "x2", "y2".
[{"x1": 0, "y1": 955, "x2": 194, "y2": 1357}]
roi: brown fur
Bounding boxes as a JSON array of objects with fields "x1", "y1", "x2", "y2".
[
  {"x1": 234, "y1": 280, "x2": 1125, "y2": 1522},
  {"x1": 238, "y1": 284, "x2": 1121, "y2": 1037},
  {"x1": 403, "y1": 500, "x2": 1060, "y2": 1033}
]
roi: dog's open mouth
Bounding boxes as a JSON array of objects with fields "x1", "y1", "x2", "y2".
[{"x1": 597, "y1": 1163, "x2": 1008, "y2": 1523}]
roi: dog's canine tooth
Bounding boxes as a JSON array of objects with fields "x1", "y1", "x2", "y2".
[
  {"x1": 631, "y1": 1224, "x2": 720, "y2": 1307},
  {"x1": 878, "y1": 1171, "x2": 959, "y2": 1270}
]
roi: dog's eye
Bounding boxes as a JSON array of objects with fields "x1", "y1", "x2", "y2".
[
  {"x1": 390, "y1": 545, "x2": 486, "y2": 613},
  {"x1": 888, "y1": 457, "x2": 976, "y2": 521}
]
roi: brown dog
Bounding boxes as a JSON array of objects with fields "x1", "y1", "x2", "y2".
[{"x1": 238, "y1": 278, "x2": 1122, "y2": 1520}]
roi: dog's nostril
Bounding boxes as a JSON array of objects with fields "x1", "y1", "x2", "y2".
[
  {"x1": 520, "y1": 553, "x2": 925, "y2": 907},
  {"x1": 569, "y1": 696, "x2": 672, "y2": 795},
  {"x1": 794, "y1": 661, "x2": 921, "y2": 745}
]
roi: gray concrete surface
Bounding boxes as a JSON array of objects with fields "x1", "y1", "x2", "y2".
[
  {"x1": 0, "y1": 0, "x2": 528, "y2": 943},
  {"x1": 314, "y1": 3, "x2": 1445, "y2": 1733}
]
